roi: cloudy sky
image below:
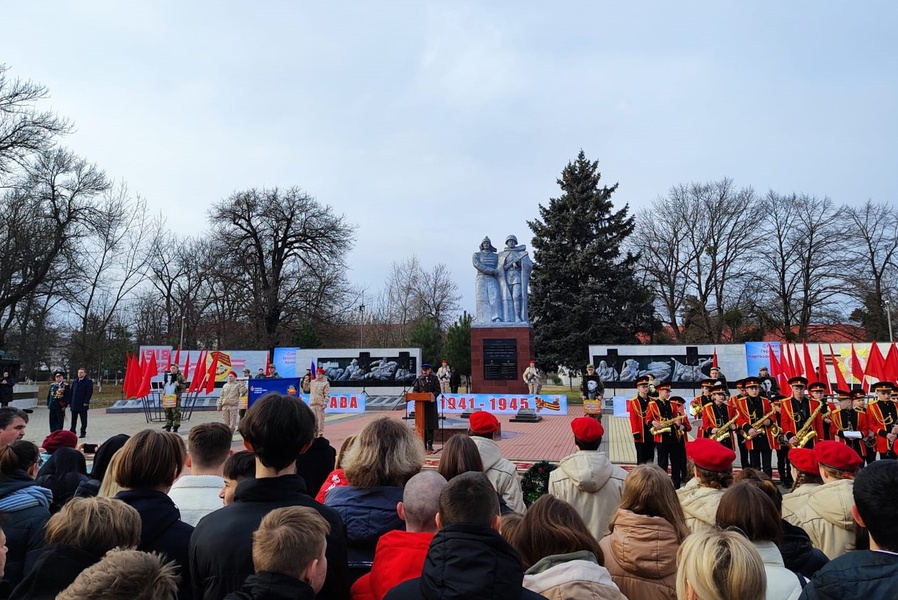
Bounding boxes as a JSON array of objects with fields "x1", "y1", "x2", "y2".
[{"x1": 4, "y1": 2, "x2": 896, "y2": 317}]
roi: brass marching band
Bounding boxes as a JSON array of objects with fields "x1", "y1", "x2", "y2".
[{"x1": 632, "y1": 372, "x2": 898, "y2": 486}]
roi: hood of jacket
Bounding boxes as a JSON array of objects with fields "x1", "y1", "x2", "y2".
[
  {"x1": 0, "y1": 472, "x2": 52, "y2": 513},
  {"x1": 352, "y1": 530, "x2": 434, "y2": 600},
  {"x1": 470, "y1": 437, "x2": 505, "y2": 472},
  {"x1": 602, "y1": 509, "x2": 679, "y2": 579},
  {"x1": 9, "y1": 543, "x2": 101, "y2": 600},
  {"x1": 806, "y1": 479, "x2": 855, "y2": 532},
  {"x1": 231, "y1": 572, "x2": 316, "y2": 600},
  {"x1": 677, "y1": 484, "x2": 723, "y2": 529},
  {"x1": 557, "y1": 451, "x2": 614, "y2": 493},
  {"x1": 418, "y1": 523, "x2": 527, "y2": 600},
  {"x1": 523, "y1": 551, "x2": 624, "y2": 599}
]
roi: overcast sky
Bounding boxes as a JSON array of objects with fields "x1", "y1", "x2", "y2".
[{"x1": 4, "y1": 2, "x2": 896, "y2": 317}]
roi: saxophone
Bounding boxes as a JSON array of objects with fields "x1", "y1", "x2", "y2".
[
  {"x1": 742, "y1": 408, "x2": 778, "y2": 440},
  {"x1": 651, "y1": 414, "x2": 685, "y2": 436},
  {"x1": 792, "y1": 403, "x2": 824, "y2": 448},
  {"x1": 713, "y1": 413, "x2": 741, "y2": 443}
]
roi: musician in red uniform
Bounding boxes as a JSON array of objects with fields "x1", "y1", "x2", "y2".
[
  {"x1": 627, "y1": 375, "x2": 655, "y2": 464},
  {"x1": 866, "y1": 381, "x2": 898, "y2": 460},
  {"x1": 830, "y1": 388, "x2": 868, "y2": 462},
  {"x1": 808, "y1": 381, "x2": 835, "y2": 441},
  {"x1": 689, "y1": 378, "x2": 715, "y2": 419},
  {"x1": 702, "y1": 383, "x2": 737, "y2": 451},
  {"x1": 734, "y1": 376, "x2": 775, "y2": 478},
  {"x1": 647, "y1": 383, "x2": 691, "y2": 488},
  {"x1": 780, "y1": 376, "x2": 825, "y2": 450}
]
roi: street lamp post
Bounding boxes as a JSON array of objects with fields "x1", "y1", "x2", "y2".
[
  {"x1": 179, "y1": 314, "x2": 186, "y2": 350},
  {"x1": 886, "y1": 299, "x2": 894, "y2": 343},
  {"x1": 359, "y1": 304, "x2": 365, "y2": 348}
]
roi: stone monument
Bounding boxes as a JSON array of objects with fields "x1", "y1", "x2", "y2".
[{"x1": 471, "y1": 235, "x2": 535, "y2": 394}]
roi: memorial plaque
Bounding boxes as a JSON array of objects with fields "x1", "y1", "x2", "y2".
[{"x1": 483, "y1": 338, "x2": 518, "y2": 380}]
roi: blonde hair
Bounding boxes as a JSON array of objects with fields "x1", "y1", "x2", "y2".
[
  {"x1": 45, "y1": 497, "x2": 141, "y2": 555},
  {"x1": 252, "y1": 506, "x2": 330, "y2": 577},
  {"x1": 343, "y1": 418, "x2": 423, "y2": 488},
  {"x1": 676, "y1": 530, "x2": 766, "y2": 600},
  {"x1": 612, "y1": 463, "x2": 690, "y2": 543},
  {"x1": 56, "y1": 549, "x2": 178, "y2": 600},
  {"x1": 334, "y1": 434, "x2": 356, "y2": 470},
  {"x1": 98, "y1": 451, "x2": 124, "y2": 498}
]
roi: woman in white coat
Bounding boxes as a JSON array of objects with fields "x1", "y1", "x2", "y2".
[{"x1": 716, "y1": 482, "x2": 804, "y2": 600}]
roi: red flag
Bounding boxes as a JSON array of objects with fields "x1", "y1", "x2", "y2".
[
  {"x1": 780, "y1": 343, "x2": 793, "y2": 379},
  {"x1": 851, "y1": 344, "x2": 867, "y2": 392},
  {"x1": 817, "y1": 345, "x2": 829, "y2": 390},
  {"x1": 173, "y1": 347, "x2": 180, "y2": 370},
  {"x1": 712, "y1": 348, "x2": 718, "y2": 368},
  {"x1": 264, "y1": 352, "x2": 271, "y2": 376},
  {"x1": 127, "y1": 353, "x2": 144, "y2": 399},
  {"x1": 123, "y1": 352, "x2": 133, "y2": 397},
  {"x1": 188, "y1": 351, "x2": 206, "y2": 394},
  {"x1": 830, "y1": 344, "x2": 849, "y2": 393},
  {"x1": 139, "y1": 352, "x2": 158, "y2": 398},
  {"x1": 865, "y1": 342, "x2": 886, "y2": 382},
  {"x1": 205, "y1": 352, "x2": 219, "y2": 395},
  {"x1": 884, "y1": 342, "x2": 898, "y2": 382},
  {"x1": 791, "y1": 344, "x2": 803, "y2": 378},
  {"x1": 803, "y1": 341, "x2": 815, "y2": 381},
  {"x1": 182, "y1": 351, "x2": 191, "y2": 381},
  {"x1": 768, "y1": 343, "x2": 787, "y2": 392}
]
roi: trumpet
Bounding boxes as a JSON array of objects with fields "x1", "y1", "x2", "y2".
[
  {"x1": 651, "y1": 414, "x2": 686, "y2": 436},
  {"x1": 791, "y1": 403, "x2": 824, "y2": 448},
  {"x1": 742, "y1": 408, "x2": 778, "y2": 440},
  {"x1": 713, "y1": 414, "x2": 741, "y2": 443}
]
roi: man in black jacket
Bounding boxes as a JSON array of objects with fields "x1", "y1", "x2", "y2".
[
  {"x1": 68, "y1": 368, "x2": 92, "y2": 438},
  {"x1": 189, "y1": 393, "x2": 349, "y2": 600},
  {"x1": 799, "y1": 459, "x2": 898, "y2": 599},
  {"x1": 384, "y1": 471, "x2": 543, "y2": 600}
]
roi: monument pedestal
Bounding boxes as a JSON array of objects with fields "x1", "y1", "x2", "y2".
[{"x1": 471, "y1": 325, "x2": 534, "y2": 395}]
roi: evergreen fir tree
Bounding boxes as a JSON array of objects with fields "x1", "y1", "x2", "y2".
[{"x1": 527, "y1": 150, "x2": 656, "y2": 374}]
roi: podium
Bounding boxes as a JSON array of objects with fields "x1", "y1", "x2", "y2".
[{"x1": 405, "y1": 392, "x2": 435, "y2": 445}]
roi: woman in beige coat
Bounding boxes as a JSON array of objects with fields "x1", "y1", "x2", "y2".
[
  {"x1": 599, "y1": 464, "x2": 689, "y2": 600},
  {"x1": 676, "y1": 438, "x2": 736, "y2": 533}
]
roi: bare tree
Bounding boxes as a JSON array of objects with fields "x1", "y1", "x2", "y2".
[
  {"x1": 842, "y1": 200, "x2": 898, "y2": 339},
  {"x1": 757, "y1": 192, "x2": 849, "y2": 339},
  {"x1": 65, "y1": 183, "x2": 156, "y2": 368},
  {"x1": 0, "y1": 64, "x2": 70, "y2": 175},
  {"x1": 0, "y1": 148, "x2": 108, "y2": 346},
  {"x1": 208, "y1": 187, "x2": 355, "y2": 350}
]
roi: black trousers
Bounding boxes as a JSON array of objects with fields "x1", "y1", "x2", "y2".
[
  {"x1": 49, "y1": 408, "x2": 65, "y2": 432},
  {"x1": 69, "y1": 409, "x2": 88, "y2": 435},
  {"x1": 747, "y1": 437, "x2": 773, "y2": 478},
  {"x1": 658, "y1": 441, "x2": 687, "y2": 487},
  {"x1": 634, "y1": 440, "x2": 655, "y2": 464},
  {"x1": 776, "y1": 447, "x2": 792, "y2": 485},
  {"x1": 738, "y1": 438, "x2": 750, "y2": 471}
]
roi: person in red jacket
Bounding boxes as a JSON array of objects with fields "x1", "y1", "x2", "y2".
[
  {"x1": 628, "y1": 375, "x2": 655, "y2": 464},
  {"x1": 351, "y1": 471, "x2": 446, "y2": 600}
]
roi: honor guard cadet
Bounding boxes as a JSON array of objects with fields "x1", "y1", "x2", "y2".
[
  {"x1": 436, "y1": 360, "x2": 452, "y2": 394},
  {"x1": 522, "y1": 360, "x2": 542, "y2": 395},
  {"x1": 702, "y1": 384, "x2": 738, "y2": 451},
  {"x1": 628, "y1": 375, "x2": 655, "y2": 464},
  {"x1": 866, "y1": 380, "x2": 898, "y2": 460},
  {"x1": 647, "y1": 383, "x2": 691, "y2": 487},
  {"x1": 412, "y1": 363, "x2": 441, "y2": 452},
  {"x1": 780, "y1": 376, "x2": 825, "y2": 450},
  {"x1": 830, "y1": 389, "x2": 869, "y2": 463},
  {"x1": 677, "y1": 438, "x2": 736, "y2": 533},
  {"x1": 734, "y1": 377, "x2": 776, "y2": 478},
  {"x1": 781, "y1": 447, "x2": 823, "y2": 521}
]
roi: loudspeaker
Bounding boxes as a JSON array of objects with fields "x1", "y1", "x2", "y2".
[
  {"x1": 606, "y1": 349, "x2": 618, "y2": 367},
  {"x1": 686, "y1": 346, "x2": 699, "y2": 366}
]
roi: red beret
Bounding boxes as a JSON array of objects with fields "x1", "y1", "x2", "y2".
[
  {"x1": 814, "y1": 440, "x2": 863, "y2": 472},
  {"x1": 571, "y1": 417, "x2": 604, "y2": 442},
  {"x1": 228, "y1": 371, "x2": 238, "y2": 378},
  {"x1": 42, "y1": 430, "x2": 78, "y2": 454},
  {"x1": 788, "y1": 448, "x2": 818, "y2": 475},
  {"x1": 316, "y1": 368, "x2": 325, "y2": 374},
  {"x1": 686, "y1": 438, "x2": 735, "y2": 472},
  {"x1": 469, "y1": 411, "x2": 499, "y2": 435}
]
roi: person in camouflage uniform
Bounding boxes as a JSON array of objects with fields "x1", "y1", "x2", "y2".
[
  {"x1": 162, "y1": 363, "x2": 187, "y2": 432},
  {"x1": 47, "y1": 370, "x2": 69, "y2": 432}
]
